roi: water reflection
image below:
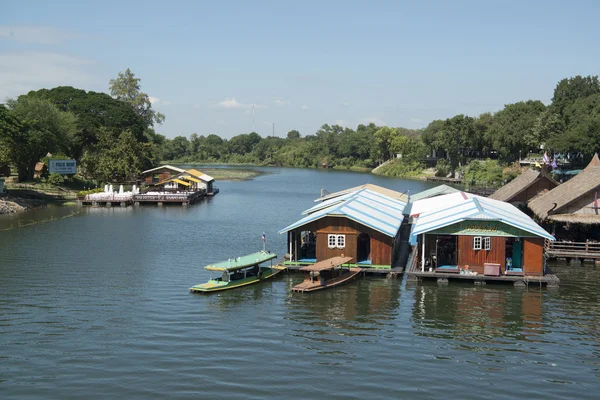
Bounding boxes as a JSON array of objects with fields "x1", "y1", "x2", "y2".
[
  {"x1": 284, "y1": 277, "x2": 401, "y2": 357},
  {"x1": 411, "y1": 284, "x2": 547, "y2": 343}
]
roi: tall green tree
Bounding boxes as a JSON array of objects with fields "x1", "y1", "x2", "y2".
[
  {"x1": 487, "y1": 101, "x2": 546, "y2": 162},
  {"x1": 81, "y1": 128, "x2": 152, "y2": 182},
  {"x1": 4, "y1": 97, "x2": 77, "y2": 181},
  {"x1": 551, "y1": 75, "x2": 600, "y2": 116},
  {"x1": 109, "y1": 68, "x2": 165, "y2": 127},
  {"x1": 438, "y1": 115, "x2": 475, "y2": 175}
]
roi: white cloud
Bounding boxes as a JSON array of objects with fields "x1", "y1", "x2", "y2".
[
  {"x1": 0, "y1": 51, "x2": 96, "y2": 100},
  {"x1": 341, "y1": 102, "x2": 351, "y2": 108},
  {"x1": 148, "y1": 96, "x2": 159, "y2": 104},
  {"x1": 217, "y1": 97, "x2": 256, "y2": 109},
  {"x1": 273, "y1": 98, "x2": 290, "y2": 106},
  {"x1": 360, "y1": 117, "x2": 387, "y2": 126},
  {"x1": 300, "y1": 104, "x2": 308, "y2": 111},
  {"x1": 0, "y1": 25, "x2": 74, "y2": 45},
  {"x1": 162, "y1": 100, "x2": 172, "y2": 106},
  {"x1": 335, "y1": 119, "x2": 349, "y2": 127}
]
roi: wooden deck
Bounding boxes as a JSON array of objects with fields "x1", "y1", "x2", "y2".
[
  {"x1": 545, "y1": 240, "x2": 600, "y2": 260},
  {"x1": 81, "y1": 190, "x2": 207, "y2": 207},
  {"x1": 426, "y1": 176, "x2": 462, "y2": 184},
  {"x1": 292, "y1": 268, "x2": 361, "y2": 293},
  {"x1": 405, "y1": 248, "x2": 559, "y2": 287}
]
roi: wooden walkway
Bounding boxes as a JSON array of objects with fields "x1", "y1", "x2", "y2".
[
  {"x1": 405, "y1": 248, "x2": 559, "y2": 287},
  {"x1": 545, "y1": 240, "x2": 600, "y2": 260},
  {"x1": 81, "y1": 190, "x2": 207, "y2": 207}
]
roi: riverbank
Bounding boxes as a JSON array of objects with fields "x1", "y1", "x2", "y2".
[{"x1": 0, "y1": 195, "x2": 47, "y2": 215}]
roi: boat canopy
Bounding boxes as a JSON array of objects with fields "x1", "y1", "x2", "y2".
[
  {"x1": 300, "y1": 256, "x2": 353, "y2": 272},
  {"x1": 204, "y1": 251, "x2": 277, "y2": 271}
]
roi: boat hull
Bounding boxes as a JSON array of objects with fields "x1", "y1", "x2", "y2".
[
  {"x1": 190, "y1": 267, "x2": 284, "y2": 293},
  {"x1": 292, "y1": 268, "x2": 361, "y2": 293}
]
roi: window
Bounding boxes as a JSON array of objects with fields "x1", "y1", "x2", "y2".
[
  {"x1": 337, "y1": 235, "x2": 345, "y2": 249},
  {"x1": 473, "y1": 236, "x2": 482, "y2": 250},
  {"x1": 328, "y1": 234, "x2": 337, "y2": 249},
  {"x1": 328, "y1": 234, "x2": 345, "y2": 249},
  {"x1": 484, "y1": 237, "x2": 491, "y2": 250}
]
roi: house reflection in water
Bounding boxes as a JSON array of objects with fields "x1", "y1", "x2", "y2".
[{"x1": 410, "y1": 285, "x2": 545, "y2": 342}]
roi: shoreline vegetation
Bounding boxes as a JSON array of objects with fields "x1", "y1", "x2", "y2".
[{"x1": 2, "y1": 71, "x2": 600, "y2": 214}]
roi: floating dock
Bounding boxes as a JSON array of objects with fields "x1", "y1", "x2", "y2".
[{"x1": 81, "y1": 189, "x2": 209, "y2": 207}]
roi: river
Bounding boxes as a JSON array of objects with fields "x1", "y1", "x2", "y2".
[{"x1": 1, "y1": 166, "x2": 598, "y2": 399}]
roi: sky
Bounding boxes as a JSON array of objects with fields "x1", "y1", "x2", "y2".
[{"x1": 1, "y1": 0, "x2": 599, "y2": 139}]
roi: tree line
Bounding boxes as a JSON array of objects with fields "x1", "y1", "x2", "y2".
[{"x1": 2, "y1": 74, "x2": 600, "y2": 184}]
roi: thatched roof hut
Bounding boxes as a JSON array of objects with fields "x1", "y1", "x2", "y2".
[
  {"x1": 489, "y1": 167, "x2": 558, "y2": 204},
  {"x1": 529, "y1": 155, "x2": 600, "y2": 224}
]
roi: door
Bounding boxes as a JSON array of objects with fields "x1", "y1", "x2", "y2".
[{"x1": 512, "y1": 240, "x2": 522, "y2": 268}]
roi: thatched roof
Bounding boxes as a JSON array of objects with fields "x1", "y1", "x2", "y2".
[
  {"x1": 489, "y1": 168, "x2": 540, "y2": 202},
  {"x1": 585, "y1": 153, "x2": 600, "y2": 170},
  {"x1": 529, "y1": 166, "x2": 600, "y2": 219},
  {"x1": 547, "y1": 213, "x2": 600, "y2": 224}
]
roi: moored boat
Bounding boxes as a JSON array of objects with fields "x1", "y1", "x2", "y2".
[
  {"x1": 292, "y1": 256, "x2": 361, "y2": 293},
  {"x1": 190, "y1": 251, "x2": 282, "y2": 293}
]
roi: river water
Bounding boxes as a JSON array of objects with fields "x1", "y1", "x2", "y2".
[{"x1": 1, "y1": 167, "x2": 598, "y2": 399}]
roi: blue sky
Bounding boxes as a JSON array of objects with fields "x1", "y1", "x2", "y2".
[{"x1": 2, "y1": 0, "x2": 599, "y2": 139}]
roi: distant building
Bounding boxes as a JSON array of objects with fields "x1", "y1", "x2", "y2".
[
  {"x1": 34, "y1": 162, "x2": 47, "y2": 178},
  {"x1": 529, "y1": 154, "x2": 600, "y2": 225},
  {"x1": 140, "y1": 165, "x2": 185, "y2": 185},
  {"x1": 489, "y1": 167, "x2": 558, "y2": 205}
]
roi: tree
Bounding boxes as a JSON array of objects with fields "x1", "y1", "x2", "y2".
[
  {"x1": 25, "y1": 86, "x2": 147, "y2": 161},
  {"x1": 438, "y1": 115, "x2": 475, "y2": 176},
  {"x1": 109, "y1": 68, "x2": 165, "y2": 127},
  {"x1": 546, "y1": 93, "x2": 600, "y2": 157},
  {"x1": 487, "y1": 101, "x2": 546, "y2": 162},
  {"x1": 551, "y1": 75, "x2": 600, "y2": 117},
  {"x1": 287, "y1": 130, "x2": 301, "y2": 140},
  {"x1": 0, "y1": 105, "x2": 22, "y2": 167},
  {"x1": 81, "y1": 128, "x2": 152, "y2": 182},
  {"x1": 4, "y1": 97, "x2": 77, "y2": 181}
]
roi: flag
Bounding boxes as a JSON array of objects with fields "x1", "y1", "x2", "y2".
[
  {"x1": 262, "y1": 232, "x2": 266, "y2": 242},
  {"x1": 535, "y1": 161, "x2": 541, "y2": 168},
  {"x1": 543, "y1": 152, "x2": 550, "y2": 164},
  {"x1": 551, "y1": 158, "x2": 558, "y2": 169}
]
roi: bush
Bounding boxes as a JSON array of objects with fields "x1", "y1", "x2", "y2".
[
  {"x1": 435, "y1": 159, "x2": 451, "y2": 177},
  {"x1": 47, "y1": 172, "x2": 64, "y2": 186},
  {"x1": 77, "y1": 188, "x2": 104, "y2": 197},
  {"x1": 463, "y1": 159, "x2": 504, "y2": 188}
]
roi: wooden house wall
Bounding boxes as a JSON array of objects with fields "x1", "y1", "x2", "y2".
[
  {"x1": 513, "y1": 177, "x2": 558, "y2": 203},
  {"x1": 293, "y1": 216, "x2": 394, "y2": 265},
  {"x1": 523, "y1": 238, "x2": 543, "y2": 275},
  {"x1": 457, "y1": 236, "x2": 506, "y2": 274}
]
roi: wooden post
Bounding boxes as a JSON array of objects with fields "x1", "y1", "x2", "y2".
[
  {"x1": 421, "y1": 234, "x2": 426, "y2": 272},
  {"x1": 289, "y1": 232, "x2": 293, "y2": 261}
]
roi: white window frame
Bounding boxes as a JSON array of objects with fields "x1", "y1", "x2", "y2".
[
  {"x1": 336, "y1": 234, "x2": 345, "y2": 249},
  {"x1": 484, "y1": 237, "x2": 491, "y2": 250},
  {"x1": 473, "y1": 236, "x2": 482, "y2": 250},
  {"x1": 328, "y1": 234, "x2": 337, "y2": 249}
]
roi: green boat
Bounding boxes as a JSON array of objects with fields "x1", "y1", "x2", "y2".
[{"x1": 190, "y1": 251, "x2": 283, "y2": 293}]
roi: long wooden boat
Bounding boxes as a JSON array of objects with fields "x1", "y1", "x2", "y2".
[
  {"x1": 292, "y1": 256, "x2": 361, "y2": 293},
  {"x1": 190, "y1": 251, "x2": 283, "y2": 293}
]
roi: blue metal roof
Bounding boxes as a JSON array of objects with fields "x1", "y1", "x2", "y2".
[
  {"x1": 279, "y1": 188, "x2": 407, "y2": 237},
  {"x1": 409, "y1": 194, "x2": 554, "y2": 244}
]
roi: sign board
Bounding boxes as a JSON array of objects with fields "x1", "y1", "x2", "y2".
[
  {"x1": 429, "y1": 221, "x2": 536, "y2": 238},
  {"x1": 49, "y1": 159, "x2": 77, "y2": 175}
]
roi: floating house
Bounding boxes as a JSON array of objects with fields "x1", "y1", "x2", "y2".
[
  {"x1": 151, "y1": 169, "x2": 216, "y2": 194},
  {"x1": 489, "y1": 167, "x2": 558, "y2": 205},
  {"x1": 279, "y1": 184, "x2": 408, "y2": 270},
  {"x1": 406, "y1": 191, "x2": 557, "y2": 286},
  {"x1": 140, "y1": 165, "x2": 185, "y2": 185}
]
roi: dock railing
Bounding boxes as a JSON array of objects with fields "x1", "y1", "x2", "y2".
[{"x1": 545, "y1": 239, "x2": 600, "y2": 259}]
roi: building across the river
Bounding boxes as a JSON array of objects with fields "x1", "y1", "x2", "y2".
[{"x1": 279, "y1": 184, "x2": 409, "y2": 273}]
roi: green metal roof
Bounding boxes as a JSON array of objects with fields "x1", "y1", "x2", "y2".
[{"x1": 204, "y1": 251, "x2": 277, "y2": 271}]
